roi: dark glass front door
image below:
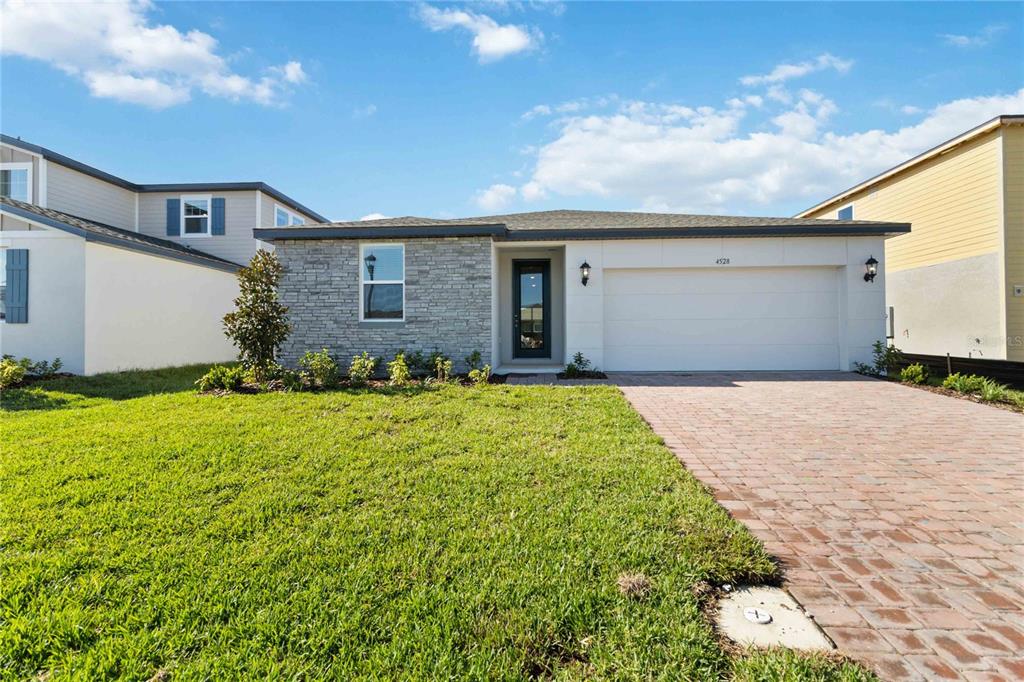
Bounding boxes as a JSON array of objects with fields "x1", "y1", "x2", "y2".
[{"x1": 513, "y1": 260, "x2": 551, "y2": 358}]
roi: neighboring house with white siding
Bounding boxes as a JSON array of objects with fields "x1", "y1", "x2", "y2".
[
  {"x1": 797, "y1": 115, "x2": 1024, "y2": 362},
  {"x1": 0, "y1": 134, "x2": 326, "y2": 374}
]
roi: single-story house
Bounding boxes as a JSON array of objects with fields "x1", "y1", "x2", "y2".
[
  {"x1": 255, "y1": 210, "x2": 910, "y2": 374},
  {"x1": 797, "y1": 115, "x2": 1024, "y2": 361}
]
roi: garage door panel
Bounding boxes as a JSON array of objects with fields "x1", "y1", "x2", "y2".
[
  {"x1": 605, "y1": 267, "x2": 838, "y2": 295},
  {"x1": 605, "y1": 292, "x2": 839, "y2": 321},
  {"x1": 605, "y1": 316, "x2": 840, "y2": 347},
  {"x1": 602, "y1": 267, "x2": 841, "y2": 371},
  {"x1": 604, "y1": 344, "x2": 840, "y2": 371}
]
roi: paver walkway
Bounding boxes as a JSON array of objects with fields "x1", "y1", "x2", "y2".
[{"x1": 512, "y1": 372, "x2": 1024, "y2": 680}]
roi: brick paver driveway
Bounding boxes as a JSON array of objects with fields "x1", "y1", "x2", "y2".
[{"x1": 616, "y1": 372, "x2": 1023, "y2": 681}]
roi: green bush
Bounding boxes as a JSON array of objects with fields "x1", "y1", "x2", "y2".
[
  {"x1": 195, "y1": 365, "x2": 245, "y2": 392},
  {"x1": 564, "y1": 352, "x2": 593, "y2": 379},
  {"x1": 299, "y1": 348, "x2": 339, "y2": 388},
  {"x1": 871, "y1": 340, "x2": 904, "y2": 375},
  {"x1": 979, "y1": 378, "x2": 1011, "y2": 402},
  {"x1": 899, "y1": 363, "x2": 928, "y2": 385},
  {"x1": 432, "y1": 354, "x2": 454, "y2": 383},
  {"x1": 464, "y1": 350, "x2": 483, "y2": 372},
  {"x1": 388, "y1": 353, "x2": 411, "y2": 386},
  {"x1": 348, "y1": 352, "x2": 378, "y2": 386},
  {"x1": 942, "y1": 372, "x2": 987, "y2": 394},
  {"x1": 468, "y1": 364, "x2": 491, "y2": 386},
  {"x1": 0, "y1": 358, "x2": 27, "y2": 390}
]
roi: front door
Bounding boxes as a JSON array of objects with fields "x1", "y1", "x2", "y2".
[{"x1": 512, "y1": 260, "x2": 551, "y2": 359}]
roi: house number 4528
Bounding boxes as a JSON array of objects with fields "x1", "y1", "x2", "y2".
[{"x1": 715, "y1": 258, "x2": 730, "y2": 265}]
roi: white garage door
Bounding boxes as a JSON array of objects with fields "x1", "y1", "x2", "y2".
[{"x1": 603, "y1": 267, "x2": 840, "y2": 371}]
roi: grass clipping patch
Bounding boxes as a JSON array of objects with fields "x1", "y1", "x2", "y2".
[{"x1": 3, "y1": 368, "x2": 816, "y2": 679}]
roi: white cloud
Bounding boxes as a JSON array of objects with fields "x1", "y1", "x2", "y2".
[
  {"x1": 514, "y1": 89, "x2": 1024, "y2": 215},
  {"x1": 901, "y1": 105, "x2": 923, "y2": 115},
  {"x1": 521, "y1": 95, "x2": 618, "y2": 120},
  {"x1": 0, "y1": 0, "x2": 309, "y2": 109},
  {"x1": 417, "y1": 4, "x2": 541, "y2": 62},
  {"x1": 940, "y1": 24, "x2": 1008, "y2": 48},
  {"x1": 359, "y1": 213, "x2": 391, "y2": 221},
  {"x1": 475, "y1": 183, "x2": 517, "y2": 210},
  {"x1": 740, "y1": 53, "x2": 853, "y2": 86}
]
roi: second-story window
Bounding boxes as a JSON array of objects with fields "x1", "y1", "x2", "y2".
[
  {"x1": 837, "y1": 205, "x2": 854, "y2": 220},
  {"x1": 0, "y1": 163, "x2": 32, "y2": 202},
  {"x1": 275, "y1": 205, "x2": 304, "y2": 227},
  {"x1": 181, "y1": 195, "x2": 211, "y2": 236}
]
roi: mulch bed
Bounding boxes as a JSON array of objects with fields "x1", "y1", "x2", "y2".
[
  {"x1": 555, "y1": 370, "x2": 608, "y2": 380},
  {"x1": 894, "y1": 379, "x2": 1023, "y2": 414}
]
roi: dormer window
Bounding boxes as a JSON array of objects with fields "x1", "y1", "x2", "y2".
[
  {"x1": 0, "y1": 163, "x2": 32, "y2": 202},
  {"x1": 275, "y1": 205, "x2": 304, "y2": 227}
]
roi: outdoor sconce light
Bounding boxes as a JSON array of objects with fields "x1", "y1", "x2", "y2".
[
  {"x1": 580, "y1": 261, "x2": 591, "y2": 286},
  {"x1": 364, "y1": 253, "x2": 376, "y2": 280},
  {"x1": 863, "y1": 255, "x2": 878, "y2": 283}
]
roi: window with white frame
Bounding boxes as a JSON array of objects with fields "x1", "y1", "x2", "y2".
[
  {"x1": 360, "y1": 243, "x2": 404, "y2": 320},
  {"x1": 837, "y1": 205, "x2": 854, "y2": 220},
  {"x1": 275, "y1": 205, "x2": 304, "y2": 227},
  {"x1": 181, "y1": 195, "x2": 212, "y2": 236},
  {"x1": 0, "y1": 163, "x2": 32, "y2": 202}
]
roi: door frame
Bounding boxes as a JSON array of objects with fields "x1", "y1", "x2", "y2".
[{"x1": 512, "y1": 259, "x2": 551, "y2": 359}]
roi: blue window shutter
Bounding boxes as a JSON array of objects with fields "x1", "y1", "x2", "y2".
[
  {"x1": 211, "y1": 197, "x2": 226, "y2": 235},
  {"x1": 5, "y1": 249, "x2": 29, "y2": 324},
  {"x1": 166, "y1": 198, "x2": 181, "y2": 236}
]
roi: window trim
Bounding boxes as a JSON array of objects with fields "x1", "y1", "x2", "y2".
[
  {"x1": 180, "y1": 194, "x2": 213, "y2": 238},
  {"x1": 0, "y1": 248, "x2": 6, "y2": 323},
  {"x1": 274, "y1": 203, "x2": 304, "y2": 227},
  {"x1": 1, "y1": 162, "x2": 33, "y2": 202},
  {"x1": 358, "y1": 242, "x2": 405, "y2": 322}
]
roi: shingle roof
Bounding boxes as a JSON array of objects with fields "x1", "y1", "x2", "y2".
[
  {"x1": 255, "y1": 208, "x2": 910, "y2": 241},
  {"x1": 1, "y1": 197, "x2": 242, "y2": 273}
]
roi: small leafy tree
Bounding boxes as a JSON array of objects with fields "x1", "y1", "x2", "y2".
[
  {"x1": 388, "y1": 352, "x2": 411, "y2": 386},
  {"x1": 223, "y1": 250, "x2": 292, "y2": 382}
]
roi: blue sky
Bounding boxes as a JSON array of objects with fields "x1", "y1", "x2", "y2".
[{"x1": 2, "y1": 1, "x2": 1022, "y2": 220}]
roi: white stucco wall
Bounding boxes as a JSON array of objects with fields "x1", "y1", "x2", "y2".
[
  {"x1": 561, "y1": 236, "x2": 888, "y2": 371},
  {"x1": 83, "y1": 243, "x2": 239, "y2": 374},
  {"x1": 0, "y1": 229, "x2": 87, "y2": 373}
]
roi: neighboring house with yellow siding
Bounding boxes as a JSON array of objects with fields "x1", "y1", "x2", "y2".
[{"x1": 797, "y1": 115, "x2": 1024, "y2": 362}]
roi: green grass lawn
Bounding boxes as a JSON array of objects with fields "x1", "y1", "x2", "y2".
[{"x1": 2, "y1": 368, "x2": 872, "y2": 680}]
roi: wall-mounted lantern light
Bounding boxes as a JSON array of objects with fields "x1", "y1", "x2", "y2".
[
  {"x1": 364, "y1": 253, "x2": 377, "y2": 280},
  {"x1": 580, "y1": 261, "x2": 591, "y2": 286},
  {"x1": 863, "y1": 255, "x2": 878, "y2": 283}
]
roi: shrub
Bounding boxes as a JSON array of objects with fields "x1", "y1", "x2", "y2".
[
  {"x1": 942, "y1": 372, "x2": 987, "y2": 394},
  {"x1": 979, "y1": 378, "x2": 1011, "y2": 402},
  {"x1": 870, "y1": 340, "x2": 904, "y2": 376},
  {"x1": 348, "y1": 352, "x2": 377, "y2": 386},
  {"x1": 401, "y1": 350, "x2": 428, "y2": 376},
  {"x1": 899, "y1": 363, "x2": 928, "y2": 385},
  {"x1": 432, "y1": 354, "x2": 454, "y2": 383},
  {"x1": 564, "y1": 352, "x2": 593, "y2": 379},
  {"x1": 468, "y1": 364, "x2": 491, "y2": 386},
  {"x1": 299, "y1": 348, "x2": 339, "y2": 388},
  {"x1": 388, "y1": 352, "x2": 411, "y2": 386},
  {"x1": 465, "y1": 350, "x2": 483, "y2": 372},
  {"x1": 195, "y1": 364, "x2": 245, "y2": 392},
  {"x1": 0, "y1": 358, "x2": 27, "y2": 390},
  {"x1": 222, "y1": 250, "x2": 292, "y2": 383}
]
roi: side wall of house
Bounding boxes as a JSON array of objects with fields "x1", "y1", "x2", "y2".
[
  {"x1": 275, "y1": 237, "x2": 492, "y2": 372},
  {"x1": 46, "y1": 161, "x2": 137, "y2": 230},
  {"x1": 1003, "y1": 125, "x2": 1024, "y2": 362},
  {"x1": 0, "y1": 227, "x2": 87, "y2": 373},
  {"x1": 803, "y1": 129, "x2": 1006, "y2": 358},
  {"x1": 137, "y1": 190, "x2": 257, "y2": 265},
  {"x1": 83, "y1": 243, "x2": 238, "y2": 374}
]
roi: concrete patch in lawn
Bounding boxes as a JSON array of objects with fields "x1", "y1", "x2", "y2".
[{"x1": 717, "y1": 586, "x2": 833, "y2": 651}]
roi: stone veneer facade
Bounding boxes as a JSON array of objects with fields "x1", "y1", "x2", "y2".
[{"x1": 275, "y1": 237, "x2": 492, "y2": 372}]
